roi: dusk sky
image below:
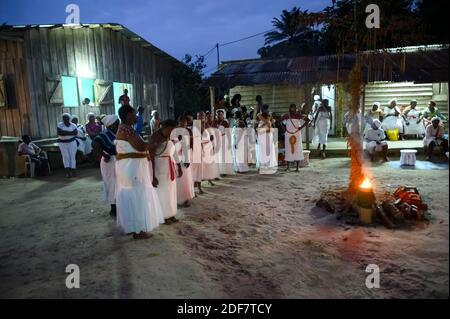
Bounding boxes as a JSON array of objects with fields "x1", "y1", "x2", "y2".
[{"x1": 1, "y1": 0, "x2": 330, "y2": 73}]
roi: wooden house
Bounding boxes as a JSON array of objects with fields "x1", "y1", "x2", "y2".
[{"x1": 0, "y1": 23, "x2": 182, "y2": 139}]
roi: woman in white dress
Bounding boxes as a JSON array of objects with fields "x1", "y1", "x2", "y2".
[
  {"x1": 256, "y1": 106, "x2": 278, "y2": 174},
  {"x1": 232, "y1": 110, "x2": 249, "y2": 173},
  {"x1": 403, "y1": 100, "x2": 425, "y2": 137},
  {"x1": 364, "y1": 119, "x2": 389, "y2": 162},
  {"x1": 214, "y1": 110, "x2": 235, "y2": 176},
  {"x1": 173, "y1": 119, "x2": 195, "y2": 207},
  {"x1": 191, "y1": 112, "x2": 204, "y2": 194},
  {"x1": 115, "y1": 105, "x2": 164, "y2": 239},
  {"x1": 203, "y1": 113, "x2": 220, "y2": 182},
  {"x1": 281, "y1": 104, "x2": 310, "y2": 172},
  {"x1": 313, "y1": 99, "x2": 332, "y2": 159},
  {"x1": 71, "y1": 115, "x2": 92, "y2": 155},
  {"x1": 150, "y1": 120, "x2": 181, "y2": 225},
  {"x1": 363, "y1": 102, "x2": 382, "y2": 133},
  {"x1": 57, "y1": 113, "x2": 79, "y2": 178},
  {"x1": 381, "y1": 99, "x2": 406, "y2": 140},
  {"x1": 91, "y1": 115, "x2": 120, "y2": 217}
]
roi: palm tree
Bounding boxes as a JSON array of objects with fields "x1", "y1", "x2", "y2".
[{"x1": 264, "y1": 7, "x2": 314, "y2": 45}]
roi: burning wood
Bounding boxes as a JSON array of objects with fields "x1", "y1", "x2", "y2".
[{"x1": 316, "y1": 183, "x2": 430, "y2": 229}]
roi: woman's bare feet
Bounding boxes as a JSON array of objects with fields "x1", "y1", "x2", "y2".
[
  {"x1": 169, "y1": 216, "x2": 179, "y2": 223},
  {"x1": 132, "y1": 231, "x2": 152, "y2": 240},
  {"x1": 182, "y1": 201, "x2": 191, "y2": 208},
  {"x1": 164, "y1": 217, "x2": 179, "y2": 225}
]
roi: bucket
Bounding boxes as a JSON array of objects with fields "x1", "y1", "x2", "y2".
[{"x1": 386, "y1": 128, "x2": 399, "y2": 141}]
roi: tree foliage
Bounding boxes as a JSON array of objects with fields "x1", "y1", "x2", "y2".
[
  {"x1": 260, "y1": 7, "x2": 323, "y2": 58},
  {"x1": 173, "y1": 54, "x2": 209, "y2": 118},
  {"x1": 259, "y1": 0, "x2": 449, "y2": 59}
]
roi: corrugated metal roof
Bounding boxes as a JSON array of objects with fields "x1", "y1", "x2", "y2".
[
  {"x1": 205, "y1": 45, "x2": 449, "y2": 87},
  {"x1": 0, "y1": 23, "x2": 183, "y2": 67}
]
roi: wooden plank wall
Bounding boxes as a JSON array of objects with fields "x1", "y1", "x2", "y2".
[
  {"x1": 229, "y1": 84, "x2": 311, "y2": 116},
  {"x1": 364, "y1": 82, "x2": 434, "y2": 111},
  {"x1": 432, "y1": 82, "x2": 449, "y2": 120},
  {"x1": 21, "y1": 26, "x2": 176, "y2": 138},
  {"x1": 0, "y1": 38, "x2": 32, "y2": 137}
]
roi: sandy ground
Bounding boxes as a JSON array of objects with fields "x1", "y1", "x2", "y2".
[{"x1": 0, "y1": 158, "x2": 448, "y2": 299}]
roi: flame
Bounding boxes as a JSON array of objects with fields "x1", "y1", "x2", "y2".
[{"x1": 360, "y1": 178, "x2": 373, "y2": 190}]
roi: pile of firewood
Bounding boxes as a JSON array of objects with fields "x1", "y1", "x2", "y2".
[
  {"x1": 316, "y1": 186, "x2": 429, "y2": 229},
  {"x1": 375, "y1": 186, "x2": 429, "y2": 229}
]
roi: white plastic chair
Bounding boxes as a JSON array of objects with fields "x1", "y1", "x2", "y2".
[
  {"x1": 24, "y1": 155, "x2": 35, "y2": 178},
  {"x1": 24, "y1": 151, "x2": 51, "y2": 178}
]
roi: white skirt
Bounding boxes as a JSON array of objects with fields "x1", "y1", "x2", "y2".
[
  {"x1": 314, "y1": 118, "x2": 330, "y2": 145},
  {"x1": 115, "y1": 158, "x2": 164, "y2": 234},
  {"x1": 284, "y1": 132, "x2": 304, "y2": 162},
  {"x1": 177, "y1": 164, "x2": 195, "y2": 204},
  {"x1": 191, "y1": 162, "x2": 203, "y2": 183},
  {"x1": 76, "y1": 137, "x2": 93, "y2": 155},
  {"x1": 155, "y1": 156, "x2": 177, "y2": 219},
  {"x1": 218, "y1": 134, "x2": 236, "y2": 175},
  {"x1": 404, "y1": 121, "x2": 425, "y2": 136},
  {"x1": 382, "y1": 116, "x2": 404, "y2": 133},
  {"x1": 256, "y1": 131, "x2": 278, "y2": 174},
  {"x1": 100, "y1": 156, "x2": 116, "y2": 205},
  {"x1": 58, "y1": 141, "x2": 78, "y2": 169},
  {"x1": 76, "y1": 138, "x2": 86, "y2": 154},
  {"x1": 232, "y1": 128, "x2": 249, "y2": 173},
  {"x1": 202, "y1": 142, "x2": 218, "y2": 180},
  {"x1": 365, "y1": 141, "x2": 387, "y2": 154}
]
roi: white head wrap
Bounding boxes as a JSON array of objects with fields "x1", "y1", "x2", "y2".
[
  {"x1": 62, "y1": 113, "x2": 71, "y2": 120},
  {"x1": 372, "y1": 119, "x2": 382, "y2": 129},
  {"x1": 388, "y1": 98, "x2": 397, "y2": 106},
  {"x1": 102, "y1": 114, "x2": 119, "y2": 128}
]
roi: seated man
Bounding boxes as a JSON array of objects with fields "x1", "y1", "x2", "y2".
[
  {"x1": 421, "y1": 100, "x2": 447, "y2": 126},
  {"x1": 424, "y1": 117, "x2": 449, "y2": 161},
  {"x1": 364, "y1": 120, "x2": 389, "y2": 162},
  {"x1": 17, "y1": 135, "x2": 49, "y2": 176}
]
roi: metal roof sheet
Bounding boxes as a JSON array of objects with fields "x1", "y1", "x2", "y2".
[{"x1": 205, "y1": 45, "x2": 449, "y2": 87}]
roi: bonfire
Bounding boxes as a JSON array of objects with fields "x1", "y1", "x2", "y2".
[{"x1": 315, "y1": 63, "x2": 430, "y2": 229}]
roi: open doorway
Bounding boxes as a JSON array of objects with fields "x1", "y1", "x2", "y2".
[{"x1": 113, "y1": 82, "x2": 133, "y2": 114}]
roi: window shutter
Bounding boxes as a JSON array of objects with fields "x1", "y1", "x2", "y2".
[
  {"x1": 94, "y1": 80, "x2": 113, "y2": 105},
  {"x1": 46, "y1": 75, "x2": 63, "y2": 105},
  {"x1": 145, "y1": 83, "x2": 159, "y2": 108},
  {"x1": 0, "y1": 74, "x2": 8, "y2": 108}
]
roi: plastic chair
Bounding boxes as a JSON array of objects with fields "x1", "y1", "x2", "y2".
[
  {"x1": 24, "y1": 151, "x2": 51, "y2": 178},
  {"x1": 24, "y1": 155, "x2": 35, "y2": 178}
]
